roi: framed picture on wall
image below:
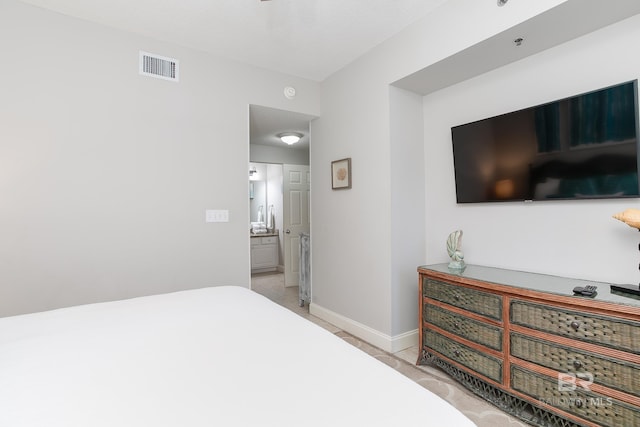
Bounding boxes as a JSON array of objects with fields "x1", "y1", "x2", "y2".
[{"x1": 331, "y1": 158, "x2": 352, "y2": 190}]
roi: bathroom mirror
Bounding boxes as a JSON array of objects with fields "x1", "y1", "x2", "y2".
[{"x1": 250, "y1": 180, "x2": 266, "y2": 222}]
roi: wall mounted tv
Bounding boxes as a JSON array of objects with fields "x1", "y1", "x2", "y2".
[{"x1": 451, "y1": 80, "x2": 640, "y2": 203}]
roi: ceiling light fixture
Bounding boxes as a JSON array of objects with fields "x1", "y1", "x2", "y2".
[
  {"x1": 497, "y1": 0, "x2": 508, "y2": 6},
  {"x1": 514, "y1": 37, "x2": 524, "y2": 47},
  {"x1": 278, "y1": 132, "x2": 302, "y2": 145}
]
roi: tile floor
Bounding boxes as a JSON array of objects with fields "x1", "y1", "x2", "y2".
[{"x1": 251, "y1": 272, "x2": 528, "y2": 427}]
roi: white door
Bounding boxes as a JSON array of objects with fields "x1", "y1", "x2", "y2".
[{"x1": 283, "y1": 164, "x2": 310, "y2": 287}]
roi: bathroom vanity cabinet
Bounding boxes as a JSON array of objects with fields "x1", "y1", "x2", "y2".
[{"x1": 250, "y1": 234, "x2": 278, "y2": 273}]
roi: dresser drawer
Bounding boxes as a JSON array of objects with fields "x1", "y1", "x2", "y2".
[
  {"x1": 511, "y1": 300, "x2": 640, "y2": 354},
  {"x1": 423, "y1": 278, "x2": 502, "y2": 321},
  {"x1": 425, "y1": 304, "x2": 503, "y2": 351},
  {"x1": 511, "y1": 333, "x2": 640, "y2": 398},
  {"x1": 511, "y1": 366, "x2": 640, "y2": 427},
  {"x1": 424, "y1": 329, "x2": 502, "y2": 383}
]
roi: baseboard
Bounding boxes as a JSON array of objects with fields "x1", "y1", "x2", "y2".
[
  {"x1": 392, "y1": 328, "x2": 419, "y2": 353},
  {"x1": 309, "y1": 302, "x2": 418, "y2": 353}
]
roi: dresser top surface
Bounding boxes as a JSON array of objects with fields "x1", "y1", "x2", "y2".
[{"x1": 420, "y1": 263, "x2": 640, "y2": 308}]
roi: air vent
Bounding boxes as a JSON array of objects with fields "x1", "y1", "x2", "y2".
[{"x1": 139, "y1": 51, "x2": 179, "y2": 82}]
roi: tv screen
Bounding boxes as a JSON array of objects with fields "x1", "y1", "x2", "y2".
[{"x1": 451, "y1": 80, "x2": 640, "y2": 203}]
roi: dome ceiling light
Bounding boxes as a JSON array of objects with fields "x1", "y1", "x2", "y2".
[{"x1": 278, "y1": 132, "x2": 303, "y2": 145}]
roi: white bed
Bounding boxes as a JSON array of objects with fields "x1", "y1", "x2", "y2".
[{"x1": 0, "y1": 286, "x2": 475, "y2": 426}]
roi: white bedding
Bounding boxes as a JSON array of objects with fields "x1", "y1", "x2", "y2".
[{"x1": 0, "y1": 286, "x2": 475, "y2": 426}]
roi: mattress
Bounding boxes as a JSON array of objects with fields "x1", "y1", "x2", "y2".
[{"x1": 0, "y1": 286, "x2": 475, "y2": 426}]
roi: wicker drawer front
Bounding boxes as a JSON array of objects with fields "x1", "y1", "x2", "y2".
[
  {"x1": 425, "y1": 304, "x2": 503, "y2": 351},
  {"x1": 510, "y1": 300, "x2": 640, "y2": 354},
  {"x1": 511, "y1": 366, "x2": 640, "y2": 427},
  {"x1": 424, "y1": 329, "x2": 502, "y2": 383},
  {"x1": 423, "y1": 278, "x2": 502, "y2": 320},
  {"x1": 511, "y1": 333, "x2": 640, "y2": 398}
]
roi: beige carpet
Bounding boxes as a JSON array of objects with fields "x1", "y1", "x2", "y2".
[{"x1": 251, "y1": 272, "x2": 527, "y2": 427}]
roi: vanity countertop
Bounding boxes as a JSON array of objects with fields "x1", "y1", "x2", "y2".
[{"x1": 250, "y1": 231, "x2": 278, "y2": 237}]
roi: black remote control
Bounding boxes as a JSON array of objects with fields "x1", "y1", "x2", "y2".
[{"x1": 573, "y1": 285, "x2": 597, "y2": 297}]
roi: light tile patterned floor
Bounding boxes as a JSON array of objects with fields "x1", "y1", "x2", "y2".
[{"x1": 251, "y1": 272, "x2": 527, "y2": 427}]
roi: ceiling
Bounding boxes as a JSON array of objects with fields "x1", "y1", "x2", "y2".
[
  {"x1": 18, "y1": 0, "x2": 450, "y2": 150},
  {"x1": 19, "y1": 0, "x2": 448, "y2": 83},
  {"x1": 393, "y1": 0, "x2": 640, "y2": 95}
]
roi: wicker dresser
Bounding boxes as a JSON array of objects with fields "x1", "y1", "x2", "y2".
[{"x1": 418, "y1": 264, "x2": 640, "y2": 427}]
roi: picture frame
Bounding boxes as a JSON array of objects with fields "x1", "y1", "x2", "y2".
[{"x1": 331, "y1": 158, "x2": 352, "y2": 190}]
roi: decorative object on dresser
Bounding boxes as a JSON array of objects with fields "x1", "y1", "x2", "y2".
[
  {"x1": 446, "y1": 230, "x2": 466, "y2": 270},
  {"x1": 418, "y1": 264, "x2": 640, "y2": 427},
  {"x1": 613, "y1": 208, "x2": 640, "y2": 229},
  {"x1": 612, "y1": 208, "x2": 640, "y2": 296}
]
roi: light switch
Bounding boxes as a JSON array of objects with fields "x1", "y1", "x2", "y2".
[{"x1": 206, "y1": 210, "x2": 229, "y2": 223}]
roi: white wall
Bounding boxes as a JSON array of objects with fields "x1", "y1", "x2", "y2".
[
  {"x1": 390, "y1": 87, "x2": 425, "y2": 337},
  {"x1": 310, "y1": 64, "x2": 394, "y2": 337},
  {"x1": 250, "y1": 143, "x2": 309, "y2": 166},
  {"x1": 424, "y1": 14, "x2": 640, "y2": 285},
  {"x1": 309, "y1": 0, "x2": 584, "y2": 350},
  {"x1": 0, "y1": 0, "x2": 320, "y2": 316}
]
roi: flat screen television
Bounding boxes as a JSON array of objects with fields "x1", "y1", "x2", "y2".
[{"x1": 451, "y1": 80, "x2": 640, "y2": 203}]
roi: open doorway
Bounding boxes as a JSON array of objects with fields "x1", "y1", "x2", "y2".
[
  {"x1": 248, "y1": 105, "x2": 316, "y2": 293},
  {"x1": 249, "y1": 161, "x2": 283, "y2": 275}
]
